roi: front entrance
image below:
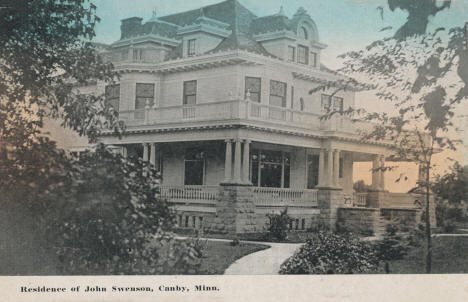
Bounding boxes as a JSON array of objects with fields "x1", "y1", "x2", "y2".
[{"x1": 250, "y1": 149, "x2": 290, "y2": 188}]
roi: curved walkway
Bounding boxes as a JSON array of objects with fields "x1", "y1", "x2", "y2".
[{"x1": 224, "y1": 242, "x2": 301, "y2": 275}]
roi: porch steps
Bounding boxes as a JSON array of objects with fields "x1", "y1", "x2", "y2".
[{"x1": 373, "y1": 216, "x2": 387, "y2": 238}]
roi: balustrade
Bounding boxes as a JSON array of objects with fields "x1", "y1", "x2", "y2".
[{"x1": 252, "y1": 187, "x2": 318, "y2": 207}]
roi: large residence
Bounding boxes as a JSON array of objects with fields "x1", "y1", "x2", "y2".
[{"x1": 89, "y1": 0, "x2": 434, "y2": 235}]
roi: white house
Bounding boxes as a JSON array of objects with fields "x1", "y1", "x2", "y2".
[{"x1": 89, "y1": 0, "x2": 434, "y2": 235}]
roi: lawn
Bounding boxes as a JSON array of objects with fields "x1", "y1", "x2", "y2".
[
  {"x1": 385, "y1": 236, "x2": 468, "y2": 274},
  {"x1": 198, "y1": 240, "x2": 269, "y2": 274}
]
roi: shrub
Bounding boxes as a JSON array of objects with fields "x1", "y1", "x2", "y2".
[
  {"x1": 279, "y1": 231, "x2": 379, "y2": 274},
  {"x1": 266, "y1": 208, "x2": 292, "y2": 241},
  {"x1": 375, "y1": 223, "x2": 409, "y2": 273},
  {"x1": 46, "y1": 145, "x2": 202, "y2": 275}
]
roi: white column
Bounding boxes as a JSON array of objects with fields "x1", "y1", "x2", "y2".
[
  {"x1": 223, "y1": 139, "x2": 233, "y2": 183},
  {"x1": 142, "y1": 143, "x2": 149, "y2": 162},
  {"x1": 150, "y1": 143, "x2": 156, "y2": 166},
  {"x1": 233, "y1": 139, "x2": 242, "y2": 184},
  {"x1": 333, "y1": 149, "x2": 340, "y2": 188},
  {"x1": 327, "y1": 149, "x2": 334, "y2": 187},
  {"x1": 318, "y1": 148, "x2": 325, "y2": 186},
  {"x1": 372, "y1": 155, "x2": 380, "y2": 190},
  {"x1": 379, "y1": 155, "x2": 385, "y2": 191},
  {"x1": 242, "y1": 140, "x2": 251, "y2": 184}
]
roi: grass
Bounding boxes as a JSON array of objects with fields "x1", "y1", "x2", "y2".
[
  {"x1": 385, "y1": 236, "x2": 468, "y2": 274},
  {"x1": 198, "y1": 240, "x2": 269, "y2": 274}
]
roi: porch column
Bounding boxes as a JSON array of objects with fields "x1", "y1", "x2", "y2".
[
  {"x1": 223, "y1": 139, "x2": 233, "y2": 183},
  {"x1": 242, "y1": 140, "x2": 251, "y2": 184},
  {"x1": 327, "y1": 149, "x2": 334, "y2": 187},
  {"x1": 333, "y1": 149, "x2": 340, "y2": 188},
  {"x1": 142, "y1": 143, "x2": 149, "y2": 162},
  {"x1": 318, "y1": 148, "x2": 325, "y2": 186},
  {"x1": 233, "y1": 139, "x2": 242, "y2": 184},
  {"x1": 379, "y1": 155, "x2": 385, "y2": 191},
  {"x1": 372, "y1": 155, "x2": 381, "y2": 191},
  {"x1": 150, "y1": 143, "x2": 156, "y2": 166}
]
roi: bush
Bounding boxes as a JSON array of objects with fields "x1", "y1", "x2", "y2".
[
  {"x1": 266, "y1": 208, "x2": 292, "y2": 241},
  {"x1": 279, "y1": 231, "x2": 379, "y2": 274},
  {"x1": 38, "y1": 144, "x2": 203, "y2": 275},
  {"x1": 375, "y1": 223, "x2": 409, "y2": 273}
]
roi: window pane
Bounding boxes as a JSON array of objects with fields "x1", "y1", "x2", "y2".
[
  {"x1": 184, "y1": 148, "x2": 204, "y2": 185},
  {"x1": 321, "y1": 94, "x2": 331, "y2": 111},
  {"x1": 298, "y1": 46, "x2": 309, "y2": 64},
  {"x1": 270, "y1": 80, "x2": 286, "y2": 107},
  {"x1": 188, "y1": 39, "x2": 196, "y2": 56},
  {"x1": 183, "y1": 81, "x2": 197, "y2": 105},
  {"x1": 184, "y1": 81, "x2": 197, "y2": 94},
  {"x1": 245, "y1": 77, "x2": 261, "y2": 102},
  {"x1": 136, "y1": 83, "x2": 154, "y2": 98},
  {"x1": 333, "y1": 96, "x2": 344, "y2": 112}
]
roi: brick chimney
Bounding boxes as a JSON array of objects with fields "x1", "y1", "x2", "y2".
[{"x1": 120, "y1": 17, "x2": 143, "y2": 39}]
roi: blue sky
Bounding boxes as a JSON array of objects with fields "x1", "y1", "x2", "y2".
[{"x1": 91, "y1": 0, "x2": 468, "y2": 69}]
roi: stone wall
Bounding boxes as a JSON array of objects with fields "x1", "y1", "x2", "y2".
[
  {"x1": 317, "y1": 189, "x2": 344, "y2": 231},
  {"x1": 204, "y1": 185, "x2": 258, "y2": 235},
  {"x1": 336, "y1": 208, "x2": 380, "y2": 236}
]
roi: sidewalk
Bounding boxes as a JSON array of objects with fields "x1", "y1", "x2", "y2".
[{"x1": 224, "y1": 242, "x2": 301, "y2": 275}]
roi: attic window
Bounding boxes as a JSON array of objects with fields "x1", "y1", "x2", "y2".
[
  {"x1": 187, "y1": 39, "x2": 196, "y2": 56},
  {"x1": 299, "y1": 27, "x2": 308, "y2": 40}
]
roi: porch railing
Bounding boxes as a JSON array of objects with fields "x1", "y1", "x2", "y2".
[
  {"x1": 252, "y1": 187, "x2": 318, "y2": 207},
  {"x1": 158, "y1": 185, "x2": 218, "y2": 205},
  {"x1": 353, "y1": 192, "x2": 368, "y2": 207},
  {"x1": 117, "y1": 99, "x2": 369, "y2": 134}
]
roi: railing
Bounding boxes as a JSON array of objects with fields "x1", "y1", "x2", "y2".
[
  {"x1": 252, "y1": 187, "x2": 318, "y2": 207},
  {"x1": 118, "y1": 99, "x2": 369, "y2": 134},
  {"x1": 353, "y1": 192, "x2": 368, "y2": 207},
  {"x1": 158, "y1": 185, "x2": 219, "y2": 205}
]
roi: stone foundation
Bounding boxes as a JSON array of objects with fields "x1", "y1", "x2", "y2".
[
  {"x1": 204, "y1": 185, "x2": 257, "y2": 234},
  {"x1": 337, "y1": 208, "x2": 380, "y2": 236},
  {"x1": 317, "y1": 188, "x2": 344, "y2": 231}
]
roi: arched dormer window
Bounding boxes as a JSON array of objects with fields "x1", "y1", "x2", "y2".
[{"x1": 299, "y1": 26, "x2": 308, "y2": 40}]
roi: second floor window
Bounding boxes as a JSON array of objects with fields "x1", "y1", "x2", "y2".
[
  {"x1": 245, "y1": 77, "x2": 261, "y2": 102},
  {"x1": 183, "y1": 80, "x2": 197, "y2": 105},
  {"x1": 321, "y1": 94, "x2": 331, "y2": 112},
  {"x1": 270, "y1": 80, "x2": 287, "y2": 107},
  {"x1": 333, "y1": 96, "x2": 344, "y2": 112},
  {"x1": 105, "y1": 84, "x2": 120, "y2": 112},
  {"x1": 135, "y1": 83, "x2": 155, "y2": 109},
  {"x1": 298, "y1": 45, "x2": 309, "y2": 65},
  {"x1": 288, "y1": 46, "x2": 295, "y2": 62},
  {"x1": 187, "y1": 39, "x2": 196, "y2": 56}
]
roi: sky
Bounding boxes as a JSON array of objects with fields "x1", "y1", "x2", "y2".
[
  {"x1": 48, "y1": 0, "x2": 468, "y2": 192},
  {"x1": 90, "y1": 0, "x2": 468, "y2": 69}
]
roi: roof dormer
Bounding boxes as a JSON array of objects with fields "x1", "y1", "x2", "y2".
[{"x1": 177, "y1": 8, "x2": 232, "y2": 57}]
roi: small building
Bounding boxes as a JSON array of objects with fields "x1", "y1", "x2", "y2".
[{"x1": 90, "y1": 0, "x2": 434, "y2": 235}]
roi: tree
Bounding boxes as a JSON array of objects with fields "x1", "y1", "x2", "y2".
[
  {"x1": 313, "y1": 3, "x2": 467, "y2": 273},
  {"x1": 0, "y1": 0, "x2": 122, "y2": 144},
  {"x1": 0, "y1": 0, "x2": 200, "y2": 274}
]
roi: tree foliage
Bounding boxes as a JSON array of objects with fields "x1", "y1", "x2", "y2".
[
  {"x1": 310, "y1": 2, "x2": 467, "y2": 273},
  {"x1": 266, "y1": 207, "x2": 292, "y2": 241},
  {"x1": 0, "y1": 0, "x2": 122, "y2": 143},
  {"x1": 0, "y1": 1, "x2": 201, "y2": 274}
]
